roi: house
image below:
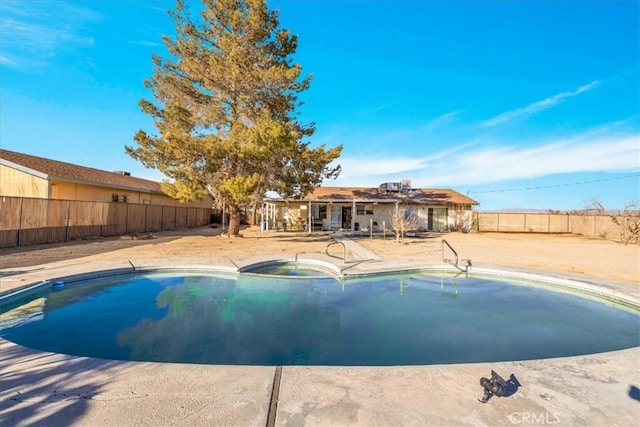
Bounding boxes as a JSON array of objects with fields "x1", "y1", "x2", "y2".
[
  {"x1": 263, "y1": 180, "x2": 479, "y2": 233},
  {"x1": 0, "y1": 149, "x2": 216, "y2": 247},
  {"x1": 0, "y1": 149, "x2": 211, "y2": 208}
]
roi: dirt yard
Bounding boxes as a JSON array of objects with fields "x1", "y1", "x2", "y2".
[{"x1": 1, "y1": 226, "x2": 638, "y2": 285}]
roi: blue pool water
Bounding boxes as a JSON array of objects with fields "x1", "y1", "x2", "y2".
[
  {"x1": 243, "y1": 262, "x2": 338, "y2": 277},
  {"x1": 1, "y1": 271, "x2": 638, "y2": 366}
]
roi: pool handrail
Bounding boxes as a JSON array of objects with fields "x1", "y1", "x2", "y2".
[
  {"x1": 441, "y1": 239, "x2": 471, "y2": 273},
  {"x1": 326, "y1": 241, "x2": 347, "y2": 262}
]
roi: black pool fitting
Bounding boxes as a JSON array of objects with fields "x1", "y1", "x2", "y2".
[{"x1": 478, "y1": 370, "x2": 521, "y2": 403}]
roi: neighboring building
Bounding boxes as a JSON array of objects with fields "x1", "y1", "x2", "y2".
[
  {"x1": 264, "y1": 180, "x2": 479, "y2": 233},
  {"x1": 0, "y1": 149, "x2": 211, "y2": 208}
]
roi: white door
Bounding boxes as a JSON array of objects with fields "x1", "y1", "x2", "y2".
[{"x1": 330, "y1": 205, "x2": 341, "y2": 230}]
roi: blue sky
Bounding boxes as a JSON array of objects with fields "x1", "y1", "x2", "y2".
[{"x1": 1, "y1": 0, "x2": 638, "y2": 211}]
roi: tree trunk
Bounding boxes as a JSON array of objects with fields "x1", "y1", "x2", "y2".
[
  {"x1": 250, "y1": 199, "x2": 258, "y2": 226},
  {"x1": 227, "y1": 203, "x2": 242, "y2": 236}
]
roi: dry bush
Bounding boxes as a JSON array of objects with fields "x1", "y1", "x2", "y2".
[
  {"x1": 284, "y1": 209, "x2": 306, "y2": 231},
  {"x1": 585, "y1": 199, "x2": 639, "y2": 245},
  {"x1": 389, "y1": 204, "x2": 418, "y2": 243},
  {"x1": 449, "y1": 206, "x2": 476, "y2": 232}
]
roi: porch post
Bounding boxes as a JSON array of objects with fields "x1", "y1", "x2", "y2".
[
  {"x1": 351, "y1": 199, "x2": 356, "y2": 231},
  {"x1": 260, "y1": 202, "x2": 265, "y2": 232},
  {"x1": 308, "y1": 200, "x2": 312, "y2": 233}
]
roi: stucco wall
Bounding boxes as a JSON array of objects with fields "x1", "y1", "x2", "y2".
[{"x1": 269, "y1": 201, "x2": 467, "y2": 232}]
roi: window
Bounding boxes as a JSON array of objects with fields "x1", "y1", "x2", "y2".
[
  {"x1": 404, "y1": 206, "x2": 416, "y2": 220},
  {"x1": 112, "y1": 193, "x2": 129, "y2": 203},
  {"x1": 311, "y1": 205, "x2": 327, "y2": 219},
  {"x1": 356, "y1": 204, "x2": 374, "y2": 215},
  {"x1": 318, "y1": 205, "x2": 327, "y2": 219}
]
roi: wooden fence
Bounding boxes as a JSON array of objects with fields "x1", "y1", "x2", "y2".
[
  {"x1": 0, "y1": 196, "x2": 213, "y2": 248},
  {"x1": 475, "y1": 212, "x2": 623, "y2": 239}
]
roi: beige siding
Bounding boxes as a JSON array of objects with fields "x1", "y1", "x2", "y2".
[
  {"x1": 49, "y1": 180, "x2": 211, "y2": 208},
  {"x1": 0, "y1": 165, "x2": 211, "y2": 208},
  {"x1": 0, "y1": 165, "x2": 48, "y2": 198}
]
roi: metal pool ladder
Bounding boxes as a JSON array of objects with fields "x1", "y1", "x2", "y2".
[
  {"x1": 441, "y1": 239, "x2": 471, "y2": 273},
  {"x1": 326, "y1": 241, "x2": 347, "y2": 262}
]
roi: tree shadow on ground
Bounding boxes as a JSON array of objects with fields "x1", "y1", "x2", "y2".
[
  {"x1": 0, "y1": 226, "x2": 228, "y2": 270},
  {"x1": 0, "y1": 236, "x2": 182, "y2": 269},
  {"x1": 0, "y1": 341, "x2": 123, "y2": 426}
]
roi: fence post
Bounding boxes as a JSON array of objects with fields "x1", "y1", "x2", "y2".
[
  {"x1": 100, "y1": 201, "x2": 105, "y2": 237},
  {"x1": 17, "y1": 197, "x2": 24, "y2": 246},
  {"x1": 524, "y1": 213, "x2": 527, "y2": 232},
  {"x1": 65, "y1": 200, "x2": 71, "y2": 242},
  {"x1": 497, "y1": 213, "x2": 500, "y2": 232},
  {"x1": 547, "y1": 213, "x2": 550, "y2": 233}
]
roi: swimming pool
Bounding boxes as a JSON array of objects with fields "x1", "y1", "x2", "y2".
[{"x1": 2, "y1": 269, "x2": 638, "y2": 366}]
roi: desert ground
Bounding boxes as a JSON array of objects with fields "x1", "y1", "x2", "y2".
[{"x1": 1, "y1": 226, "x2": 638, "y2": 285}]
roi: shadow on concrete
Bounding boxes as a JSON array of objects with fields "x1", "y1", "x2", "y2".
[
  {"x1": 0, "y1": 342, "x2": 121, "y2": 426},
  {"x1": 0, "y1": 268, "x2": 45, "y2": 277}
]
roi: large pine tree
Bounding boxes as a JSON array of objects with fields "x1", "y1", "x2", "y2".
[{"x1": 127, "y1": 0, "x2": 342, "y2": 236}]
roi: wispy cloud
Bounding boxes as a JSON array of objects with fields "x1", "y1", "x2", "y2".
[
  {"x1": 436, "y1": 135, "x2": 638, "y2": 186},
  {"x1": 0, "y1": 1, "x2": 101, "y2": 70},
  {"x1": 481, "y1": 81, "x2": 601, "y2": 128},
  {"x1": 131, "y1": 40, "x2": 162, "y2": 47},
  {"x1": 314, "y1": 109, "x2": 470, "y2": 156},
  {"x1": 325, "y1": 125, "x2": 639, "y2": 189},
  {"x1": 328, "y1": 142, "x2": 474, "y2": 183},
  {"x1": 421, "y1": 110, "x2": 464, "y2": 131},
  {"x1": 350, "y1": 100, "x2": 399, "y2": 119},
  {"x1": 0, "y1": 54, "x2": 18, "y2": 67}
]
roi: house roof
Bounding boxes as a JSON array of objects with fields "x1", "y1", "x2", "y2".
[
  {"x1": 274, "y1": 186, "x2": 479, "y2": 206},
  {"x1": 0, "y1": 149, "x2": 164, "y2": 194}
]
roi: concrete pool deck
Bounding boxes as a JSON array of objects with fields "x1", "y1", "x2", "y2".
[{"x1": 1, "y1": 237, "x2": 639, "y2": 426}]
